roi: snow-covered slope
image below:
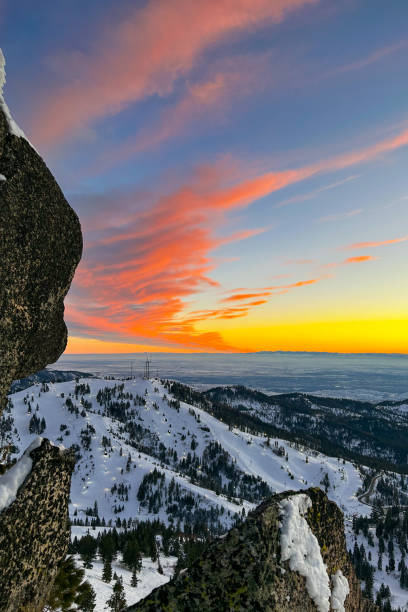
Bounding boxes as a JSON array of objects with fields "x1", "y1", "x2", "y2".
[
  {"x1": 3, "y1": 376, "x2": 368, "y2": 526},
  {"x1": 3, "y1": 375, "x2": 406, "y2": 609}
]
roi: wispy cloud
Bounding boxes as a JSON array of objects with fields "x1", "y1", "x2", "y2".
[
  {"x1": 328, "y1": 41, "x2": 407, "y2": 76},
  {"x1": 275, "y1": 175, "x2": 360, "y2": 208},
  {"x1": 95, "y1": 52, "x2": 273, "y2": 169},
  {"x1": 29, "y1": 0, "x2": 317, "y2": 147},
  {"x1": 285, "y1": 258, "x2": 315, "y2": 265},
  {"x1": 344, "y1": 235, "x2": 408, "y2": 249},
  {"x1": 68, "y1": 116, "x2": 408, "y2": 350},
  {"x1": 222, "y1": 291, "x2": 272, "y2": 302},
  {"x1": 324, "y1": 255, "x2": 378, "y2": 268},
  {"x1": 318, "y1": 208, "x2": 363, "y2": 223}
]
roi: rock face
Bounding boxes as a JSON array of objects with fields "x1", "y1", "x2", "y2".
[
  {"x1": 131, "y1": 488, "x2": 378, "y2": 612},
  {"x1": 0, "y1": 52, "x2": 82, "y2": 611},
  {"x1": 0, "y1": 51, "x2": 82, "y2": 414},
  {"x1": 0, "y1": 439, "x2": 75, "y2": 612}
]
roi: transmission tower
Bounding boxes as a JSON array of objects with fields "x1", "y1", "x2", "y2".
[{"x1": 143, "y1": 354, "x2": 151, "y2": 379}]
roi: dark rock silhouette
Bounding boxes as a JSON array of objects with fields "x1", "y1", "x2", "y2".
[
  {"x1": 0, "y1": 50, "x2": 82, "y2": 416},
  {"x1": 131, "y1": 488, "x2": 378, "y2": 612}
]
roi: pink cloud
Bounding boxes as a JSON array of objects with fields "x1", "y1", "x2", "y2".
[
  {"x1": 29, "y1": 0, "x2": 317, "y2": 146},
  {"x1": 344, "y1": 235, "x2": 408, "y2": 249},
  {"x1": 329, "y1": 41, "x2": 407, "y2": 76},
  {"x1": 96, "y1": 52, "x2": 273, "y2": 168}
]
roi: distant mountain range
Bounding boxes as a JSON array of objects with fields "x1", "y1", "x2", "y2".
[{"x1": 10, "y1": 368, "x2": 94, "y2": 394}]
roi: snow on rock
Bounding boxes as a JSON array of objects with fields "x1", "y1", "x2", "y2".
[
  {"x1": 279, "y1": 493, "x2": 331, "y2": 612},
  {"x1": 0, "y1": 437, "x2": 42, "y2": 512},
  {"x1": 0, "y1": 174, "x2": 6, "y2": 181},
  {"x1": 0, "y1": 49, "x2": 5, "y2": 93},
  {"x1": 330, "y1": 570, "x2": 349, "y2": 611},
  {"x1": 0, "y1": 48, "x2": 29, "y2": 140}
]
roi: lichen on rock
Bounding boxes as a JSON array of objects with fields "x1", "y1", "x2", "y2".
[
  {"x1": 0, "y1": 439, "x2": 75, "y2": 612},
  {"x1": 130, "y1": 488, "x2": 378, "y2": 612}
]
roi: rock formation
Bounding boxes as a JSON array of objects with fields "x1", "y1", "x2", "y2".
[
  {"x1": 131, "y1": 488, "x2": 378, "y2": 612},
  {"x1": 0, "y1": 50, "x2": 82, "y2": 611},
  {"x1": 0, "y1": 49, "x2": 82, "y2": 415},
  {"x1": 0, "y1": 439, "x2": 75, "y2": 611}
]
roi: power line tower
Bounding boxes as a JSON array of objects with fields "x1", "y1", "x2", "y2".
[{"x1": 143, "y1": 354, "x2": 151, "y2": 379}]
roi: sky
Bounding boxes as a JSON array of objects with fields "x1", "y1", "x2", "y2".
[{"x1": 1, "y1": 0, "x2": 408, "y2": 354}]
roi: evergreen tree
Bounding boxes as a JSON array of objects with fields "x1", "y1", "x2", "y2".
[
  {"x1": 131, "y1": 568, "x2": 138, "y2": 587},
  {"x1": 78, "y1": 533, "x2": 98, "y2": 569},
  {"x1": 75, "y1": 581, "x2": 96, "y2": 611},
  {"x1": 102, "y1": 558, "x2": 112, "y2": 583},
  {"x1": 106, "y1": 577, "x2": 127, "y2": 611},
  {"x1": 123, "y1": 539, "x2": 142, "y2": 573},
  {"x1": 45, "y1": 556, "x2": 95, "y2": 611}
]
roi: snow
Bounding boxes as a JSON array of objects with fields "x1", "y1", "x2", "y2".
[
  {"x1": 0, "y1": 174, "x2": 6, "y2": 181},
  {"x1": 279, "y1": 493, "x2": 331, "y2": 612},
  {"x1": 0, "y1": 48, "x2": 31, "y2": 141},
  {"x1": 3, "y1": 376, "x2": 370, "y2": 528},
  {"x1": 331, "y1": 570, "x2": 349, "y2": 611},
  {"x1": 345, "y1": 522, "x2": 408, "y2": 611},
  {"x1": 0, "y1": 49, "x2": 5, "y2": 94},
  {"x1": 0, "y1": 436, "x2": 42, "y2": 512},
  {"x1": 73, "y1": 553, "x2": 177, "y2": 609},
  {"x1": 4, "y1": 374, "x2": 399, "y2": 604}
]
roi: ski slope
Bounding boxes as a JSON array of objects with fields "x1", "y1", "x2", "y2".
[{"x1": 4, "y1": 375, "x2": 368, "y2": 526}]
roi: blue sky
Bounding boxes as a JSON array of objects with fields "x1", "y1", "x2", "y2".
[{"x1": 1, "y1": 0, "x2": 408, "y2": 353}]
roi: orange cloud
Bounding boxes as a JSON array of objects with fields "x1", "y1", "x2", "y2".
[
  {"x1": 324, "y1": 255, "x2": 377, "y2": 268},
  {"x1": 266, "y1": 278, "x2": 323, "y2": 290},
  {"x1": 247, "y1": 300, "x2": 268, "y2": 306},
  {"x1": 67, "y1": 163, "x2": 275, "y2": 350},
  {"x1": 343, "y1": 255, "x2": 377, "y2": 264},
  {"x1": 66, "y1": 112, "x2": 408, "y2": 351},
  {"x1": 345, "y1": 235, "x2": 408, "y2": 249},
  {"x1": 29, "y1": 0, "x2": 317, "y2": 146},
  {"x1": 219, "y1": 277, "x2": 324, "y2": 307},
  {"x1": 222, "y1": 291, "x2": 271, "y2": 302}
]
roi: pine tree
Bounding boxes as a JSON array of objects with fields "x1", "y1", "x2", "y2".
[
  {"x1": 75, "y1": 581, "x2": 96, "y2": 611},
  {"x1": 131, "y1": 568, "x2": 138, "y2": 587},
  {"x1": 123, "y1": 539, "x2": 142, "y2": 573},
  {"x1": 106, "y1": 577, "x2": 127, "y2": 611},
  {"x1": 45, "y1": 556, "x2": 95, "y2": 611},
  {"x1": 102, "y1": 558, "x2": 112, "y2": 583}
]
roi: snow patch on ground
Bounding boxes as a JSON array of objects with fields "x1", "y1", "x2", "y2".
[
  {"x1": 279, "y1": 493, "x2": 331, "y2": 612},
  {"x1": 0, "y1": 437, "x2": 42, "y2": 512},
  {"x1": 74, "y1": 553, "x2": 177, "y2": 609},
  {"x1": 331, "y1": 569, "x2": 349, "y2": 611}
]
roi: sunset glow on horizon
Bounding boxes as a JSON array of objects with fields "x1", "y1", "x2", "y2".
[{"x1": 2, "y1": 0, "x2": 408, "y2": 354}]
